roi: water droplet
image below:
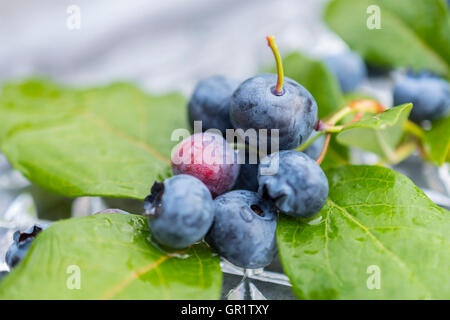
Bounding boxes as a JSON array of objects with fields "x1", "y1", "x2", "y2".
[{"x1": 239, "y1": 206, "x2": 254, "y2": 222}]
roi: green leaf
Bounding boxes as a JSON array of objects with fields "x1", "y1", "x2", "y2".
[
  {"x1": 0, "y1": 79, "x2": 187, "y2": 199},
  {"x1": 0, "y1": 213, "x2": 221, "y2": 299},
  {"x1": 269, "y1": 52, "x2": 344, "y2": 118},
  {"x1": 424, "y1": 116, "x2": 450, "y2": 165},
  {"x1": 324, "y1": 0, "x2": 450, "y2": 78},
  {"x1": 277, "y1": 165, "x2": 450, "y2": 300},
  {"x1": 336, "y1": 104, "x2": 412, "y2": 159}
]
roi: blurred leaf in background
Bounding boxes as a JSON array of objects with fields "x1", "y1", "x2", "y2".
[
  {"x1": 424, "y1": 116, "x2": 450, "y2": 165},
  {"x1": 324, "y1": 0, "x2": 450, "y2": 78}
]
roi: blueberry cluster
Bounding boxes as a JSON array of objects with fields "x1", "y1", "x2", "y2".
[{"x1": 144, "y1": 38, "x2": 329, "y2": 268}]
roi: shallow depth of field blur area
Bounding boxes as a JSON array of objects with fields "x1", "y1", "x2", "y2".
[{"x1": 0, "y1": 0, "x2": 347, "y2": 95}]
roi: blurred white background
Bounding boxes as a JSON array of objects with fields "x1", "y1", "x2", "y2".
[{"x1": 0, "y1": 0, "x2": 345, "y2": 94}]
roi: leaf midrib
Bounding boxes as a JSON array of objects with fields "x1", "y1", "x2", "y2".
[{"x1": 99, "y1": 247, "x2": 191, "y2": 300}]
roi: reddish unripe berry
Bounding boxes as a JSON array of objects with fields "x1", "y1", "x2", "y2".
[{"x1": 171, "y1": 132, "x2": 240, "y2": 197}]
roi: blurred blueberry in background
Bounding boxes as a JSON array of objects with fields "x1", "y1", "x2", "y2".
[
  {"x1": 393, "y1": 72, "x2": 450, "y2": 123},
  {"x1": 323, "y1": 51, "x2": 367, "y2": 93}
]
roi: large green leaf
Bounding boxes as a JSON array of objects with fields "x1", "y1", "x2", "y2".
[
  {"x1": 324, "y1": 0, "x2": 450, "y2": 78},
  {"x1": 269, "y1": 52, "x2": 344, "y2": 118},
  {"x1": 277, "y1": 165, "x2": 450, "y2": 300},
  {"x1": 0, "y1": 213, "x2": 221, "y2": 299},
  {"x1": 0, "y1": 79, "x2": 187, "y2": 199},
  {"x1": 336, "y1": 104, "x2": 412, "y2": 159},
  {"x1": 424, "y1": 116, "x2": 450, "y2": 166}
]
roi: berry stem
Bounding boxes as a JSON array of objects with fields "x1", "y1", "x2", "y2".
[
  {"x1": 326, "y1": 105, "x2": 354, "y2": 125},
  {"x1": 316, "y1": 133, "x2": 331, "y2": 165},
  {"x1": 404, "y1": 120, "x2": 425, "y2": 141},
  {"x1": 315, "y1": 99, "x2": 387, "y2": 165},
  {"x1": 376, "y1": 138, "x2": 419, "y2": 165},
  {"x1": 297, "y1": 130, "x2": 325, "y2": 152},
  {"x1": 266, "y1": 36, "x2": 284, "y2": 95}
]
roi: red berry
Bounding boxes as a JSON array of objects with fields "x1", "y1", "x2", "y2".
[{"x1": 171, "y1": 132, "x2": 240, "y2": 197}]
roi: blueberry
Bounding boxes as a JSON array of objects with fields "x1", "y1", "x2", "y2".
[
  {"x1": 303, "y1": 131, "x2": 325, "y2": 161},
  {"x1": 258, "y1": 150, "x2": 328, "y2": 218},
  {"x1": 323, "y1": 51, "x2": 367, "y2": 93},
  {"x1": 5, "y1": 223, "x2": 50, "y2": 269},
  {"x1": 366, "y1": 63, "x2": 391, "y2": 78},
  {"x1": 144, "y1": 175, "x2": 214, "y2": 249},
  {"x1": 171, "y1": 132, "x2": 240, "y2": 197},
  {"x1": 233, "y1": 148, "x2": 260, "y2": 192},
  {"x1": 229, "y1": 74, "x2": 318, "y2": 150},
  {"x1": 233, "y1": 163, "x2": 259, "y2": 192},
  {"x1": 188, "y1": 75, "x2": 239, "y2": 135},
  {"x1": 206, "y1": 190, "x2": 277, "y2": 269},
  {"x1": 393, "y1": 72, "x2": 449, "y2": 123}
]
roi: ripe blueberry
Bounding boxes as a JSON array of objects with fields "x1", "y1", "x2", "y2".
[
  {"x1": 323, "y1": 51, "x2": 367, "y2": 93},
  {"x1": 393, "y1": 72, "x2": 449, "y2": 123},
  {"x1": 206, "y1": 190, "x2": 277, "y2": 269},
  {"x1": 229, "y1": 73, "x2": 318, "y2": 150},
  {"x1": 144, "y1": 175, "x2": 214, "y2": 249},
  {"x1": 171, "y1": 132, "x2": 240, "y2": 197},
  {"x1": 188, "y1": 75, "x2": 239, "y2": 135},
  {"x1": 5, "y1": 223, "x2": 49, "y2": 269},
  {"x1": 258, "y1": 150, "x2": 328, "y2": 218},
  {"x1": 233, "y1": 148, "x2": 260, "y2": 192}
]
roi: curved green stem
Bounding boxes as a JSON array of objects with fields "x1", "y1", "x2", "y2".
[
  {"x1": 326, "y1": 105, "x2": 354, "y2": 125},
  {"x1": 266, "y1": 36, "x2": 284, "y2": 95},
  {"x1": 297, "y1": 131, "x2": 325, "y2": 152},
  {"x1": 323, "y1": 124, "x2": 345, "y2": 133},
  {"x1": 404, "y1": 120, "x2": 425, "y2": 141},
  {"x1": 377, "y1": 139, "x2": 419, "y2": 165}
]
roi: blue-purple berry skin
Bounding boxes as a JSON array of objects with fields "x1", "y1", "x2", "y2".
[
  {"x1": 188, "y1": 75, "x2": 239, "y2": 135},
  {"x1": 229, "y1": 74, "x2": 318, "y2": 150},
  {"x1": 258, "y1": 150, "x2": 328, "y2": 218},
  {"x1": 233, "y1": 162, "x2": 259, "y2": 192},
  {"x1": 145, "y1": 175, "x2": 214, "y2": 249},
  {"x1": 323, "y1": 51, "x2": 367, "y2": 93},
  {"x1": 233, "y1": 148, "x2": 260, "y2": 192},
  {"x1": 393, "y1": 72, "x2": 449, "y2": 123},
  {"x1": 206, "y1": 190, "x2": 277, "y2": 269}
]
